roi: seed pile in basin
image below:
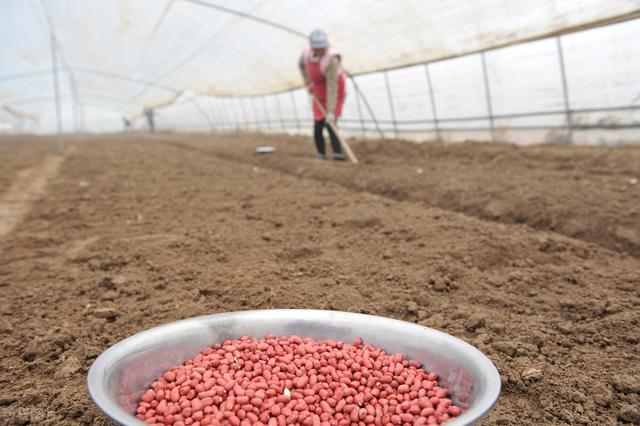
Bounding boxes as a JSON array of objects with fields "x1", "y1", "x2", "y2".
[{"x1": 136, "y1": 335, "x2": 463, "y2": 425}]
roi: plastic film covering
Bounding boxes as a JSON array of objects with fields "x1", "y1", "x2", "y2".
[{"x1": 1, "y1": 0, "x2": 639, "y2": 143}]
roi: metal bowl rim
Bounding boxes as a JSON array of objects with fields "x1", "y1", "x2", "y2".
[{"x1": 88, "y1": 309, "x2": 501, "y2": 426}]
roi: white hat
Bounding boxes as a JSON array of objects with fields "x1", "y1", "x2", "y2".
[{"x1": 309, "y1": 29, "x2": 329, "y2": 48}]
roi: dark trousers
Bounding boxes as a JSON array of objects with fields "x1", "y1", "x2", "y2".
[{"x1": 314, "y1": 119, "x2": 342, "y2": 156}]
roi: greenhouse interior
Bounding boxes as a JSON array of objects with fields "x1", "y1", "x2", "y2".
[{"x1": 1, "y1": 1, "x2": 639, "y2": 425}]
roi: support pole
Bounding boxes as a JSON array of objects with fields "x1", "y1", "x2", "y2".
[
  {"x1": 224, "y1": 97, "x2": 238, "y2": 132},
  {"x1": 289, "y1": 91, "x2": 300, "y2": 134},
  {"x1": 424, "y1": 63, "x2": 442, "y2": 142},
  {"x1": 274, "y1": 94, "x2": 284, "y2": 132},
  {"x1": 238, "y1": 97, "x2": 249, "y2": 131},
  {"x1": 50, "y1": 32, "x2": 64, "y2": 151},
  {"x1": 251, "y1": 97, "x2": 260, "y2": 132},
  {"x1": 347, "y1": 74, "x2": 384, "y2": 139},
  {"x1": 556, "y1": 36, "x2": 573, "y2": 145},
  {"x1": 79, "y1": 100, "x2": 86, "y2": 133},
  {"x1": 68, "y1": 72, "x2": 79, "y2": 133},
  {"x1": 205, "y1": 96, "x2": 218, "y2": 132},
  {"x1": 189, "y1": 95, "x2": 214, "y2": 132},
  {"x1": 215, "y1": 97, "x2": 229, "y2": 131},
  {"x1": 480, "y1": 52, "x2": 496, "y2": 142},
  {"x1": 354, "y1": 80, "x2": 366, "y2": 140},
  {"x1": 262, "y1": 96, "x2": 272, "y2": 131},
  {"x1": 383, "y1": 70, "x2": 398, "y2": 138}
]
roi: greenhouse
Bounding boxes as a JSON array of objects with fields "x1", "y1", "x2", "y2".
[{"x1": 0, "y1": 1, "x2": 639, "y2": 425}]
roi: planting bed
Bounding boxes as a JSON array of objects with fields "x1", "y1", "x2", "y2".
[{"x1": 0, "y1": 134, "x2": 638, "y2": 425}]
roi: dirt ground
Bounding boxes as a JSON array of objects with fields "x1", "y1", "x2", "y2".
[
  {"x1": 0, "y1": 133, "x2": 638, "y2": 426},
  {"x1": 161, "y1": 133, "x2": 640, "y2": 258},
  {"x1": 0, "y1": 136, "x2": 59, "y2": 194}
]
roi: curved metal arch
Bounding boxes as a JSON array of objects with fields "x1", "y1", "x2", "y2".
[
  {"x1": 125, "y1": 0, "x2": 308, "y2": 103},
  {"x1": 0, "y1": 67, "x2": 180, "y2": 101},
  {"x1": 2, "y1": 92, "x2": 125, "y2": 106},
  {"x1": 72, "y1": 68, "x2": 180, "y2": 93},
  {"x1": 0, "y1": 69, "x2": 63, "y2": 83},
  {"x1": 182, "y1": 0, "x2": 307, "y2": 38}
]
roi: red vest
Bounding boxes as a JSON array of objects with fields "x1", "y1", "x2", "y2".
[{"x1": 304, "y1": 46, "x2": 346, "y2": 120}]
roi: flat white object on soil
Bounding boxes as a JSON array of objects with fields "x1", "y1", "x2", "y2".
[{"x1": 256, "y1": 146, "x2": 276, "y2": 154}]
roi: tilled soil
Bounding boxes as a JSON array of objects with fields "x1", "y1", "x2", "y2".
[
  {"x1": 0, "y1": 136, "x2": 59, "y2": 194},
  {"x1": 0, "y1": 134, "x2": 639, "y2": 426},
  {"x1": 158, "y1": 133, "x2": 640, "y2": 258}
]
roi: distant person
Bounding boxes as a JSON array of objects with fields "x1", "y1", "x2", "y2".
[
  {"x1": 298, "y1": 29, "x2": 346, "y2": 161},
  {"x1": 122, "y1": 116, "x2": 131, "y2": 132},
  {"x1": 144, "y1": 107, "x2": 155, "y2": 132}
]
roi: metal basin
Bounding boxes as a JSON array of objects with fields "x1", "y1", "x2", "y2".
[{"x1": 88, "y1": 309, "x2": 501, "y2": 425}]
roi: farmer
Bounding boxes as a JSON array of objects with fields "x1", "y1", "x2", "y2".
[
  {"x1": 298, "y1": 29, "x2": 346, "y2": 161},
  {"x1": 122, "y1": 116, "x2": 131, "y2": 132},
  {"x1": 144, "y1": 107, "x2": 155, "y2": 132}
]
